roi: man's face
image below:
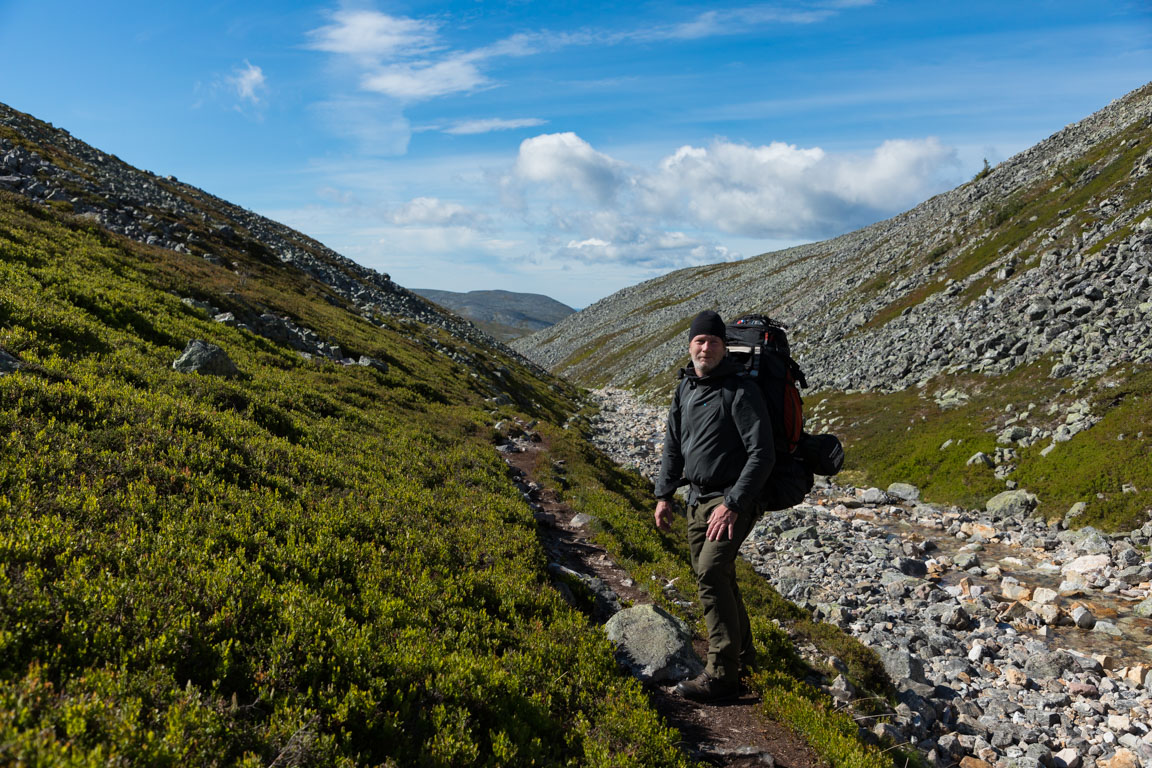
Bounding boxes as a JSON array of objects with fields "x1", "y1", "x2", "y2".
[{"x1": 689, "y1": 333, "x2": 725, "y2": 375}]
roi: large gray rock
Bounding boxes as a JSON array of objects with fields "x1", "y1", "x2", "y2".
[
  {"x1": 604, "y1": 604, "x2": 703, "y2": 683},
  {"x1": 1023, "y1": 651, "x2": 1074, "y2": 679},
  {"x1": 0, "y1": 348, "x2": 21, "y2": 376},
  {"x1": 894, "y1": 557, "x2": 928, "y2": 578},
  {"x1": 887, "y1": 482, "x2": 921, "y2": 501},
  {"x1": 986, "y1": 489, "x2": 1038, "y2": 516},
  {"x1": 172, "y1": 340, "x2": 240, "y2": 377},
  {"x1": 879, "y1": 647, "x2": 929, "y2": 685},
  {"x1": 1132, "y1": 596, "x2": 1152, "y2": 618}
]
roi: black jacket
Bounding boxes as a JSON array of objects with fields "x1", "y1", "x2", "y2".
[{"x1": 654, "y1": 357, "x2": 774, "y2": 514}]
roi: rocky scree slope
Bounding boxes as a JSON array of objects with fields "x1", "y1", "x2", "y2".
[
  {"x1": 589, "y1": 388, "x2": 1152, "y2": 768},
  {"x1": 0, "y1": 101, "x2": 540, "y2": 381},
  {"x1": 515, "y1": 82, "x2": 1152, "y2": 397}
]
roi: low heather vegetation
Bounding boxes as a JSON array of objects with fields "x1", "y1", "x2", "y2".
[{"x1": 0, "y1": 192, "x2": 898, "y2": 766}]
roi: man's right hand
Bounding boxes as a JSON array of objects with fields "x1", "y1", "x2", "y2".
[{"x1": 654, "y1": 499, "x2": 673, "y2": 530}]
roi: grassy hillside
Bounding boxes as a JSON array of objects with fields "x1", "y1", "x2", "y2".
[
  {"x1": 808, "y1": 361, "x2": 1152, "y2": 531},
  {"x1": 0, "y1": 191, "x2": 687, "y2": 766},
  {"x1": 0, "y1": 190, "x2": 899, "y2": 767}
]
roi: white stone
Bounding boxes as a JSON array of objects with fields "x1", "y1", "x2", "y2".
[
  {"x1": 1062, "y1": 554, "x2": 1112, "y2": 575},
  {"x1": 1108, "y1": 713, "x2": 1132, "y2": 732}
]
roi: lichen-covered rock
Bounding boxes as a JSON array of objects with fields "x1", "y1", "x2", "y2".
[
  {"x1": 986, "y1": 489, "x2": 1038, "y2": 516},
  {"x1": 604, "y1": 604, "x2": 703, "y2": 683},
  {"x1": 172, "y1": 340, "x2": 240, "y2": 377},
  {"x1": 0, "y1": 348, "x2": 21, "y2": 376}
]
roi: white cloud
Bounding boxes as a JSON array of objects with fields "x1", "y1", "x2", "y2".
[
  {"x1": 513, "y1": 132, "x2": 626, "y2": 204},
  {"x1": 307, "y1": 4, "x2": 870, "y2": 108},
  {"x1": 392, "y1": 197, "x2": 486, "y2": 227},
  {"x1": 498, "y1": 130, "x2": 957, "y2": 268},
  {"x1": 638, "y1": 136, "x2": 958, "y2": 237},
  {"x1": 444, "y1": 117, "x2": 548, "y2": 135},
  {"x1": 229, "y1": 60, "x2": 266, "y2": 105},
  {"x1": 552, "y1": 228, "x2": 733, "y2": 268},
  {"x1": 306, "y1": 10, "x2": 439, "y2": 61},
  {"x1": 361, "y1": 56, "x2": 487, "y2": 100}
]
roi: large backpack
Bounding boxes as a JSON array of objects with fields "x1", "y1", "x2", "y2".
[{"x1": 723, "y1": 314, "x2": 844, "y2": 511}]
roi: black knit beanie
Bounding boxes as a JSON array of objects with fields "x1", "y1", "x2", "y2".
[{"x1": 688, "y1": 310, "x2": 726, "y2": 342}]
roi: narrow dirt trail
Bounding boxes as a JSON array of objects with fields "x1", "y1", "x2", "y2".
[{"x1": 504, "y1": 436, "x2": 825, "y2": 768}]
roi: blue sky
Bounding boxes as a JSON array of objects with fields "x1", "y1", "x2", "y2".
[{"x1": 1, "y1": 2, "x2": 1149, "y2": 307}]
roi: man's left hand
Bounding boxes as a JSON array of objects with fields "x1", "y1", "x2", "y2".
[{"x1": 705, "y1": 503, "x2": 738, "y2": 541}]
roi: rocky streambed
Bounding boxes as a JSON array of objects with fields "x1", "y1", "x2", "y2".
[{"x1": 589, "y1": 388, "x2": 1152, "y2": 768}]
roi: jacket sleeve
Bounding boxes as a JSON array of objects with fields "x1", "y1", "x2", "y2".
[
  {"x1": 724, "y1": 381, "x2": 774, "y2": 514},
  {"x1": 653, "y1": 383, "x2": 684, "y2": 500}
]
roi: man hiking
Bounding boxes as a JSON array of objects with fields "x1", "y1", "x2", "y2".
[{"x1": 654, "y1": 310, "x2": 774, "y2": 702}]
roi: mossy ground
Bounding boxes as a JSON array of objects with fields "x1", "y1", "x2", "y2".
[
  {"x1": 0, "y1": 187, "x2": 902, "y2": 767},
  {"x1": 809, "y1": 359, "x2": 1152, "y2": 531},
  {"x1": 0, "y1": 191, "x2": 689, "y2": 766}
]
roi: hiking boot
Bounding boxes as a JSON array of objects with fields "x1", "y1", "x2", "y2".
[{"x1": 675, "y1": 672, "x2": 740, "y2": 702}]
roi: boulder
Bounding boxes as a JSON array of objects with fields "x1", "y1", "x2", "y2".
[
  {"x1": 998, "y1": 426, "x2": 1028, "y2": 444},
  {"x1": 967, "y1": 452, "x2": 995, "y2": 468},
  {"x1": 887, "y1": 482, "x2": 921, "y2": 501},
  {"x1": 895, "y1": 557, "x2": 928, "y2": 578},
  {"x1": 1061, "y1": 554, "x2": 1111, "y2": 575},
  {"x1": 603, "y1": 604, "x2": 703, "y2": 684},
  {"x1": 1024, "y1": 651, "x2": 1074, "y2": 679},
  {"x1": 0, "y1": 348, "x2": 22, "y2": 376},
  {"x1": 1132, "y1": 596, "x2": 1152, "y2": 618},
  {"x1": 879, "y1": 648, "x2": 929, "y2": 685},
  {"x1": 1074, "y1": 529, "x2": 1110, "y2": 554},
  {"x1": 953, "y1": 552, "x2": 981, "y2": 569},
  {"x1": 961, "y1": 521, "x2": 998, "y2": 539},
  {"x1": 1098, "y1": 749, "x2": 1139, "y2": 768},
  {"x1": 356, "y1": 355, "x2": 389, "y2": 373},
  {"x1": 986, "y1": 489, "x2": 1038, "y2": 516},
  {"x1": 1065, "y1": 501, "x2": 1088, "y2": 521},
  {"x1": 171, "y1": 340, "x2": 240, "y2": 377}
]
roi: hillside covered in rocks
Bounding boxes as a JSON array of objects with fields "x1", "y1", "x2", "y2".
[
  {"x1": 516, "y1": 82, "x2": 1152, "y2": 530},
  {"x1": 516, "y1": 82, "x2": 1152, "y2": 395},
  {"x1": 589, "y1": 387, "x2": 1152, "y2": 768}
]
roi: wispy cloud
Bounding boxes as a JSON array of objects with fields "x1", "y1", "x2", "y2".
[
  {"x1": 391, "y1": 196, "x2": 487, "y2": 227},
  {"x1": 444, "y1": 118, "x2": 548, "y2": 135},
  {"x1": 229, "y1": 60, "x2": 267, "y2": 105},
  {"x1": 305, "y1": 4, "x2": 870, "y2": 106},
  {"x1": 305, "y1": 10, "x2": 439, "y2": 61},
  {"x1": 361, "y1": 56, "x2": 488, "y2": 100}
]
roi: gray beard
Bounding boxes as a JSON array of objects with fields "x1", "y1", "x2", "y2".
[{"x1": 694, "y1": 358, "x2": 720, "y2": 377}]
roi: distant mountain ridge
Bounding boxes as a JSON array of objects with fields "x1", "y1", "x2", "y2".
[{"x1": 413, "y1": 288, "x2": 575, "y2": 341}]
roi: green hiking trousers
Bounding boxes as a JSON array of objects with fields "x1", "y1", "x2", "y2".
[{"x1": 686, "y1": 495, "x2": 757, "y2": 682}]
